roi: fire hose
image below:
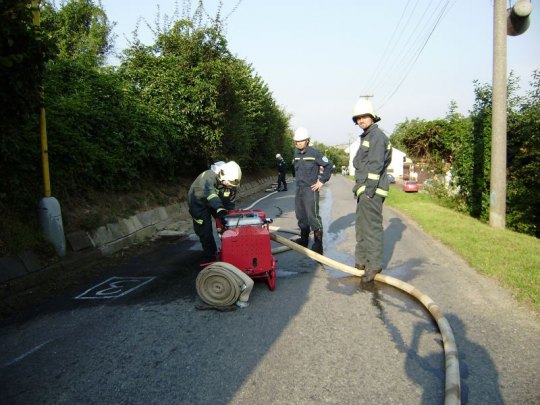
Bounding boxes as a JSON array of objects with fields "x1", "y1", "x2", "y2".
[
  {"x1": 268, "y1": 226, "x2": 461, "y2": 405},
  {"x1": 196, "y1": 261, "x2": 254, "y2": 309},
  {"x1": 195, "y1": 225, "x2": 460, "y2": 404}
]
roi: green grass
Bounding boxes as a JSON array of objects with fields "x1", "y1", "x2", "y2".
[{"x1": 386, "y1": 185, "x2": 540, "y2": 313}]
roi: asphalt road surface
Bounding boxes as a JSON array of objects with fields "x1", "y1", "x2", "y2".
[{"x1": 0, "y1": 175, "x2": 538, "y2": 404}]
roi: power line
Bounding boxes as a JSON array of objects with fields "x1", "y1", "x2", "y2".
[
  {"x1": 366, "y1": 0, "x2": 423, "y2": 94},
  {"x1": 371, "y1": 0, "x2": 443, "y2": 94},
  {"x1": 362, "y1": 0, "x2": 415, "y2": 91},
  {"x1": 360, "y1": 0, "x2": 456, "y2": 112},
  {"x1": 379, "y1": 3, "x2": 456, "y2": 109}
]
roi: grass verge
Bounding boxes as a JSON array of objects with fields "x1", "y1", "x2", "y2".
[{"x1": 386, "y1": 185, "x2": 539, "y2": 313}]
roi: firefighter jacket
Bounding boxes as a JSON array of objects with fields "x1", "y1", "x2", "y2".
[
  {"x1": 188, "y1": 170, "x2": 236, "y2": 219},
  {"x1": 294, "y1": 146, "x2": 332, "y2": 188},
  {"x1": 277, "y1": 159, "x2": 287, "y2": 174},
  {"x1": 352, "y1": 124, "x2": 392, "y2": 198}
]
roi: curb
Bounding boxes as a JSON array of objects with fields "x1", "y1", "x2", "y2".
[{"x1": 0, "y1": 176, "x2": 275, "y2": 285}]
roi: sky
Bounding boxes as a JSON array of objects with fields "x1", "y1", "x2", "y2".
[{"x1": 100, "y1": 0, "x2": 540, "y2": 146}]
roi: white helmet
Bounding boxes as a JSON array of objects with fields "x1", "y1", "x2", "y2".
[
  {"x1": 352, "y1": 98, "x2": 380, "y2": 123},
  {"x1": 219, "y1": 161, "x2": 242, "y2": 188},
  {"x1": 276, "y1": 153, "x2": 282, "y2": 159},
  {"x1": 210, "y1": 160, "x2": 225, "y2": 174},
  {"x1": 293, "y1": 127, "x2": 310, "y2": 141}
]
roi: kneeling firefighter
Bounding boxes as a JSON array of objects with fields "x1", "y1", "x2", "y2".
[
  {"x1": 292, "y1": 127, "x2": 332, "y2": 254},
  {"x1": 188, "y1": 161, "x2": 242, "y2": 262}
]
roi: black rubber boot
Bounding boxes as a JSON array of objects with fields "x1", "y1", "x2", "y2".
[
  {"x1": 311, "y1": 230, "x2": 323, "y2": 255},
  {"x1": 361, "y1": 268, "x2": 382, "y2": 283},
  {"x1": 293, "y1": 229, "x2": 310, "y2": 247}
]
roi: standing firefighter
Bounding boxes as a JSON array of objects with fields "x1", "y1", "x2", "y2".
[
  {"x1": 188, "y1": 161, "x2": 242, "y2": 262},
  {"x1": 351, "y1": 98, "x2": 392, "y2": 282},
  {"x1": 275, "y1": 153, "x2": 288, "y2": 191},
  {"x1": 292, "y1": 127, "x2": 332, "y2": 254}
]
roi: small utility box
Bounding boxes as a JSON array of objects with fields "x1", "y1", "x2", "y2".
[{"x1": 39, "y1": 196, "x2": 66, "y2": 257}]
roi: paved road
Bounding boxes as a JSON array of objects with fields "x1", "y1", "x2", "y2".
[{"x1": 0, "y1": 175, "x2": 538, "y2": 404}]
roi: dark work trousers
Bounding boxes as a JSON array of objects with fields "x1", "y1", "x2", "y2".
[
  {"x1": 355, "y1": 193, "x2": 385, "y2": 271},
  {"x1": 277, "y1": 173, "x2": 287, "y2": 190},
  {"x1": 295, "y1": 186, "x2": 322, "y2": 232},
  {"x1": 192, "y1": 211, "x2": 217, "y2": 258}
]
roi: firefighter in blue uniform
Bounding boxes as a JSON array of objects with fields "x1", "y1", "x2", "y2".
[
  {"x1": 275, "y1": 153, "x2": 288, "y2": 191},
  {"x1": 292, "y1": 127, "x2": 332, "y2": 254},
  {"x1": 188, "y1": 161, "x2": 242, "y2": 261},
  {"x1": 351, "y1": 98, "x2": 392, "y2": 282}
]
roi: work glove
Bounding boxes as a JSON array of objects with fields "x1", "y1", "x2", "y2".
[{"x1": 216, "y1": 209, "x2": 228, "y2": 219}]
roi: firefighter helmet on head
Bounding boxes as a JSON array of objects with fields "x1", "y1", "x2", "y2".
[
  {"x1": 219, "y1": 161, "x2": 242, "y2": 188},
  {"x1": 293, "y1": 127, "x2": 310, "y2": 142},
  {"x1": 276, "y1": 153, "x2": 282, "y2": 159},
  {"x1": 352, "y1": 98, "x2": 381, "y2": 124}
]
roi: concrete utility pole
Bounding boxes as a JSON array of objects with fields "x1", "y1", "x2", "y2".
[
  {"x1": 490, "y1": 0, "x2": 532, "y2": 229},
  {"x1": 490, "y1": 0, "x2": 507, "y2": 229}
]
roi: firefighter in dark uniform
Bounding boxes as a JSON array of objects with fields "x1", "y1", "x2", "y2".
[
  {"x1": 275, "y1": 153, "x2": 288, "y2": 191},
  {"x1": 351, "y1": 98, "x2": 392, "y2": 282},
  {"x1": 188, "y1": 161, "x2": 242, "y2": 261},
  {"x1": 292, "y1": 127, "x2": 332, "y2": 254}
]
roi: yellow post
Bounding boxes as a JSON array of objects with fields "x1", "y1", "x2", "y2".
[
  {"x1": 32, "y1": 0, "x2": 65, "y2": 256},
  {"x1": 32, "y1": 0, "x2": 51, "y2": 197},
  {"x1": 39, "y1": 99, "x2": 51, "y2": 197}
]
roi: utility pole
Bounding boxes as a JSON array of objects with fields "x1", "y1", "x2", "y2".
[
  {"x1": 490, "y1": 0, "x2": 532, "y2": 229},
  {"x1": 32, "y1": 0, "x2": 66, "y2": 256},
  {"x1": 490, "y1": 0, "x2": 507, "y2": 229}
]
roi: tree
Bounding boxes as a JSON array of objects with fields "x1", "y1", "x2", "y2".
[
  {"x1": 0, "y1": 0, "x2": 45, "y2": 208},
  {"x1": 391, "y1": 116, "x2": 457, "y2": 174},
  {"x1": 119, "y1": 18, "x2": 290, "y2": 173},
  {"x1": 506, "y1": 69, "x2": 540, "y2": 236},
  {"x1": 41, "y1": 0, "x2": 115, "y2": 66}
]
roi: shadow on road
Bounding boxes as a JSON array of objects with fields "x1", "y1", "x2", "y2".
[{"x1": 0, "y1": 187, "x2": 321, "y2": 405}]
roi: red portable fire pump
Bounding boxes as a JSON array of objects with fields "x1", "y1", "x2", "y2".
[{"x1": 215, "y1": 209, "x2": 277, "y2": 290}]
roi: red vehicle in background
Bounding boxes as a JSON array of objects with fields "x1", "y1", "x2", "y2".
[{"x1": 402, "y1": 181, "x2": 419, "y2": 193}]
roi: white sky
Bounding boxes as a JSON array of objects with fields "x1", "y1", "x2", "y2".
[{"x1": 100, "y1": 0, "x2": 540, "y2": 145}]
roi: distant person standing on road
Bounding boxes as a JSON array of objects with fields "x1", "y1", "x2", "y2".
[
  {"x1": 292, "y1": 127, "x2": 332, "y2": 254},
  {"x1": 275, "y1": 153, "x2": 288, "y2": 191},
  {"x1": 351, "y1": 98, "x2": 392, "y2": 282},
  {"x1": 187, "y1": 161, "x2": 242, "y2": 262}
]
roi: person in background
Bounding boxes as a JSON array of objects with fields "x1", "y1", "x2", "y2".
[
  {"x1": 275, "y1": 153, "x2": 288, "y2": 191},
  {"x1": 187, "y1": 161, "x2": 242, "y2": 262},
  {"x1": 351, "y1": 98, "x2": 392, "y2": 282},
  {"x1": 292, "y1": 127, "x2": 332, "y2": 254}
]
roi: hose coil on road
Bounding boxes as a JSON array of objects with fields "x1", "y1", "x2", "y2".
[{"x1": 196, "y1": 261, "x2": 254, "y2": 307}]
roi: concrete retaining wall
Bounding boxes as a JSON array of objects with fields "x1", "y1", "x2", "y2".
[{"x1": 0, "y1": 176, "x2": 275, "y2": 284}]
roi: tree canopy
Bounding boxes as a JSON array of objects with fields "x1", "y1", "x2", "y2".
[{"x1": 391, "y1": 71, "x2": 540, "y2": 237}]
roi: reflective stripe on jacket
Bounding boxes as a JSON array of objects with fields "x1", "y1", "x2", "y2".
[{"x1": 187, "y1": 170, "x2": 236, "y2": 219}]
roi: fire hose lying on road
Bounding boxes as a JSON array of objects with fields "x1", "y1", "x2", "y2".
[{"x1": 195, "y1": 210, "x2": 461, "y2": 405}]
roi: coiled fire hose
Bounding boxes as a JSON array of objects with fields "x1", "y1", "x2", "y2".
[
  {"x1": 196, "y1": 261, "x2": 254, "y2": 308},
  {"x1": 268, "y1": 226, "x2": 461, "y2": 405}
]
